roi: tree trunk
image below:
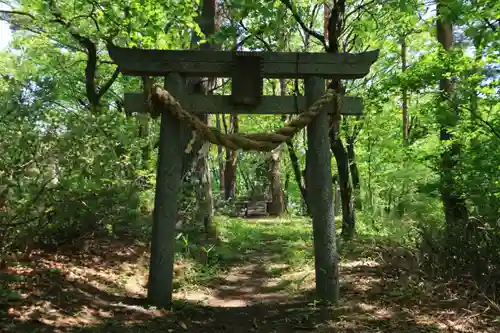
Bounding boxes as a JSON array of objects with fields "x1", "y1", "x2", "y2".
[
  {"x1": 224, "y1": 114, "x2": 238, "y2": 201},
  {"x1": 436, "y1": 0, "x2": 469, "y2": 237},
  {"x1": 266, "y1": 77, "x2": 287, "y2": 216},
  {"x1": 221, "y1": 20, "x2": 240, "y2": 202},
  {"x1": 190, "y1": 0, "x2": 216, "y2": 233},
  {"x1": 284, "y1": 171, "x2": 290, "y2": 212},
  {"x1": 398, "y1": 35, "x2": 410, "y2": 216},
  {"x1": 332, "y1": 175, "x2": 340, "y2": 218},
  {"x1": 268, "y1": 146, "x2": 285, "y2": 216},
  {"x1": 139, "y1": 76, "x2": 152, "y2": 169},
  {"x1": 331, "y1": 137, "x2": 355, "y2": 240},
  {"x1": 215, "y1": 113, "x2": 225, "y2": 194},
  {"x1": 325, "y1": 0, "x2": 355, "y2": 240},
  {"x1": 286, "y1": 140, "x2": 309, "y2": 215},
  {"x1": 195, "y1": 139, "x2": 214, "y2": 237},
  {"x1": 401, "y1": 36, "x2": 409, "y2": 146},
  {"x1": 346, "y1": 135, "x2": 361, "y2": 210}
]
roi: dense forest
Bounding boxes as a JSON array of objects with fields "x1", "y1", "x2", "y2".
[{"x1": 0, "y1": 0, "x2": 499, "y2": 332}]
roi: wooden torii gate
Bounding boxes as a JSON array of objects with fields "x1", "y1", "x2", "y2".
[{"x1": 109, "y1": 46, "x2": 378, "y2": 306}]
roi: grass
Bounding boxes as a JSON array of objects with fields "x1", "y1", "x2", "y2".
[
  {"x1": 1, "y1": 215, "x2": 499, "y2": 332},
  {"x1": 171, "y1": 216, "x2": 315, "y2": 287}
]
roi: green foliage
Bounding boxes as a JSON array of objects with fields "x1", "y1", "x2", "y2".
[
  {"x1": 0, "y1": 61, "x2": 155, "y2": 253},
  {"x1": 171, "y1": 216, "x2": 315, "y2": 288}
]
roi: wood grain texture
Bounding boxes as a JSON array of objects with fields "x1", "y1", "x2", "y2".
[
  {"x1": 109, "y1": 46, "x2": 379, "y2": 79},
  {"x1": 125, "y1": 93, "x2": 363, "y2": 116}
]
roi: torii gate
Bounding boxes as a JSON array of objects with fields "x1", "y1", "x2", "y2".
[{"x1": 108, "y1": 46, "x2": 378, "y2": 306}]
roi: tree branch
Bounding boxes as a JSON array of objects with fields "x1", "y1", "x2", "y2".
[
  {"x1": 238, "y1": 20, "x2": 274, "y2": 51},
  {"x1": 279, "y1": 0, "x2": 327, "y2": 49},
  {"x1": 48, "y1": 7, "x2": 99, "y2": 110},
  {"x1": 46, "y1": 1, "x2": 118, "y2": 112},
  {"x1": 344, "y1": 0, "x2": 377, "y2": 23},
  {"x1": 482, "y1": 18, "x2": 497, "y2": 32},
  {"x1": 97, "y1": 67, "x2": 120, "y2": 100},
  {"x1": 0, "y1": 9, "x2": 35, "y2": 20},
  {"x1": 460, "y1": 105, "x2": 500, "y2": 140},
  {"x1": 0, "y1": 10, "x2": 83, "y2": 51}
]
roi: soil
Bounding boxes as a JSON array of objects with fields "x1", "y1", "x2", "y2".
[{"x1": 1, "y1": 234, "x2": 499, "y2": 332}]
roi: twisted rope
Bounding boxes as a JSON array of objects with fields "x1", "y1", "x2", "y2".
[{"x1": 149, "y1": 85, "x2": 341, "y2": 152}]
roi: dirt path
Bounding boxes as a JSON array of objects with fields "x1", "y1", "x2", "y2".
[
  {"x1": 174, "y1": 252, "x2": 293, "y2": 307},
  {"x1": 1, "y1": 235, "x2": 499, "y2": 332}
]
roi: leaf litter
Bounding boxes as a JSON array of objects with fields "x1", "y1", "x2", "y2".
[{"x1": 0, "y1": 236, "x2": 499, "y2": 332}]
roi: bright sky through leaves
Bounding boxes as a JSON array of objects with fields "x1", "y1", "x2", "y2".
[{"x1": 0, "y1": 3, "x2": 12, "y2": 49}]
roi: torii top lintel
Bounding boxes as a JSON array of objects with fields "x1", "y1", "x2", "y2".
[{"x1": 108, "y1": 46, "x2": 379, "y2": 80}]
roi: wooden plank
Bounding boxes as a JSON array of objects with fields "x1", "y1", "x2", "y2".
[
  {"x1": 147, "y1": 73, "x2": 185, "y2": 307},
  {"x1": 125, "y1": 93, "x2": 363, "y2": 116},
  {"x1": 305, "y1": 76, "x2": 339, "y2": 304},
  {"x1": 108, "y1": 46, "x2": 379, "y2": 79}
]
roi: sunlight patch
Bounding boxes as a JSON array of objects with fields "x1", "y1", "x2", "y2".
[{"x1": 341, "y1": 259, "x2": 379, "y2": 268}]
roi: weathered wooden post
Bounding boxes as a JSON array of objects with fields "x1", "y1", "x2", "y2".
[
  {"x1": 147, "y1": 73, "x2": 185, "y2": 307},
  {"x1": 305, "y1": 77, "x2": 338, "y2": 304}
]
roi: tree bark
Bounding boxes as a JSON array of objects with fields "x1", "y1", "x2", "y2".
[
  {"x1": 331, "y1": 137, "x2": 355, "y2": 240},
  {"x1": 224, "y1": 114, "x2": 238, "y2": 201},
  {"x1": 286, "y1": 140, "x2": 309, "y2": 215},
  {"x1": 222, "y1": 16, "x2": 240, "y2": 202},
  {"x1": 195, "y1": 139, "x2": 214, "y2": 237},
  {"x1": 267, "y1": 77, "x2": 287, "y2": 216},
  {"x1": 139, "y1": 76, "x2": 152, "y2": 169},
  {"x1": 284, "y1": 171, "x2": 290, "y2": 213},
  {"x1": 401, "y1": 36, "x2": 409, "y2": 146},
  {"x1": 325, "y1": 0, "x2": 355, "y2": 240},
  {"x1": 191, "y1": 0, "x2": 216, "y2": 234},
  {"x1": 436, "y1": 0, "x2": 469, "y2": 236},
  {"x1": 346, "y1": 135, "x2": 361, "y2": 210},
  {"x1": 268, "y1": 146, "x2": 285, "y2": 216},
  {"x1": 397, "y1": 34, "x2": 410, "y2": 216},
  {"x1": 215, "y1": 113, "x2": 225, "y2": 193},
  {"x1": 48, "y1": 8, "x2": 120, "y2": 113}
]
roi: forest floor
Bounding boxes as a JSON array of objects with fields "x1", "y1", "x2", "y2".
[{"x1": 1, "y1": 217, "x2": 499, "y2": 332}]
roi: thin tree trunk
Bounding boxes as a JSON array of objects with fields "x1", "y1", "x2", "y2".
[
  {"x1": 223, "y1": 16, "x2": 239, "y2": 202},
  {"x1": 139, "y1": 76, "x2": 152, "y2": 169},
  {"x1": 346, "y1": 135, "x2": 361, "y2": 210},
  {"x1": 215, "y1": 113, "x2": 225, "y2": 194},
  {"x1": 286, "y1": 140, "x2": 309, "y2": 215},
  {"x1": 398, "y1": 35, "x2": 410, "y2": 216},
  {"x1": 401, "y1": 36, "x2": 409, "y2": 146},
  {"x1": 286, "y1": 79, "x2": 310, "y2": 215},
  {"x1": 284, "y1": 171, "x2": 290, "y2": 212},
  {"x1": 332, "y1": 175, "x2": 340, "y2": 217},
  {"x1": 224, "y1": 114, "x2": 238, "y2": 200}
]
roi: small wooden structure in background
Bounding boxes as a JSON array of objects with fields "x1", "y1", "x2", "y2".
[
  {"x1": 232, "y1": 199, "x2": 272, "y2": 218},
  {"x1": 109, "y1": 46, "x2": 378, "y2": 306}
]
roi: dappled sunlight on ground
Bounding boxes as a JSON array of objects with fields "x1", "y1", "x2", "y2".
[{"x1": 1, "y1": 217, "x2": 499, "y2": 332}]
